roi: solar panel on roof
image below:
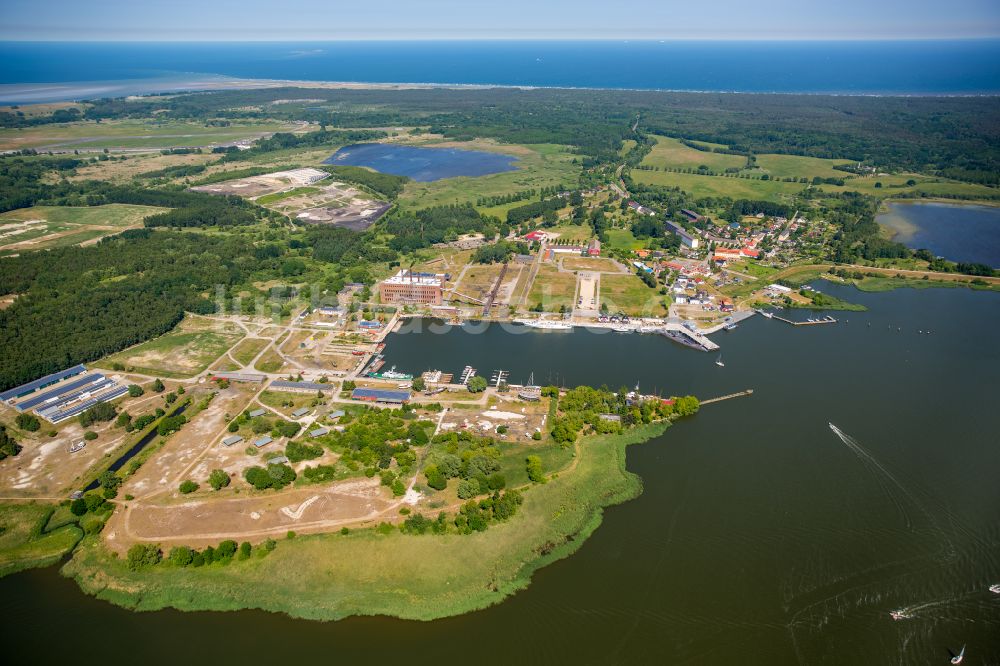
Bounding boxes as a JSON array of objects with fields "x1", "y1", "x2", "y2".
[
  {"x1": 0, "y1": 364, "x2": 87, "y2": 402},
  {"x1": 43, "y1": 385, "x2": 128, "y2": 423},
  {"x1": 16, "y1": 374, "x2": 107, "y2": 411}
]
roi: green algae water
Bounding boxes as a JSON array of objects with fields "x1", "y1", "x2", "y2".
[{"x1": 2, "y1": 283, "x2": 999, "y2": 664}]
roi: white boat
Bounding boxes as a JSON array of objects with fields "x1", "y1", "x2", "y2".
[
  {"x1": 611, "y1": 324, "x2": 633, "y2": 333},
  {"x1": 523, "y1": 320, "x2": 573, "y2": 331},
  {"x1": 989, "y1": 583, "x2": 1000, "y2": 594},
  {"x1": 889, "y1": 610, "x2": 909, "y2": 621},
  {"x1": 715, "y1": 355, "x2": 725, "y2": 367},
  {"x1": 950, "y1": 645, "x2": 965, "y2": 664}
]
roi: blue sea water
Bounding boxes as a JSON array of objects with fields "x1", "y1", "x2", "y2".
[
  {"x1": 1, "y1": 40, "x2": 999, "y2": 103},
  {"x1": 324, "y1": 143, "x2": 518, "y2": 182}
]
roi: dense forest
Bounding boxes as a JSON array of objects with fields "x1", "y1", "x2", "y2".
[
  {"x1": 0, "y1": 230, "x2": 269, "y2": 390},
  {"x1": 74, "y1": 86, "x2": 1000, "y2": 183},
  {"x1": 380, "y1": 205, "x2": 502, "y2": 252}
]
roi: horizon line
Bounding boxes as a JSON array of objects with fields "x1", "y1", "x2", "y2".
[{"x1": 3, "y1": 36, "x2": 1000, "y2": 44}]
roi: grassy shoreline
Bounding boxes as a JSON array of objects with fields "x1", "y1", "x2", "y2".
[{"x1": 60, "y1": 422, "x2": 670, "y2": 621}]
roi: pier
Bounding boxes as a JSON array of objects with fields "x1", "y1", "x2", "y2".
[
  {"x1": 757, "y1": 310, "x2": 837, "y2": 326},
  {"x1": 700, "y1": 389, "x2": 754, "y2": 405}
]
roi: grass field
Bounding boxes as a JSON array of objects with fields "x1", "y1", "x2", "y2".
[
  {"x1": 398, "y1": 142, "x2": 579, "y2": 211},
  {"x1": 725, "y1": 260, "x2": 779, "y2": 279},
  {"x1": 96, "y1": 316, "x2": 243, "y2": 378},
  {"x1": 526, "y1": 264, "x2": 577, "y2": 311},
  {"x1": 254, "y1": 348, "x2": 286, "y2": 374},
  {"x1": 599, "y1": 274, "x2": 666, "y2": 316},
  {"x1": 640, "y1": 136, "x2": 745, "y2": 172},
  {"x1": 636, "y1": 135, "x2": 1000, "y2": 203},
  {"x1": 229, "y1": 338, "x2": 270, "y2": 367},
  {"x1": 632, "y1": 168, "x2": 806, "y2": 202},
  {"x1": 0, "y1": 204, "x2": 167, "y2": 255},
  {"x1": 454, "y1": 264, "x2": 505, "y2": 302},
  {"x1": 62, "y1": 423, "x2": 670, "y2": 621},
  {"x1": 604, "y1": 228, "x2": 647, "y2": 252},
  {"x1": 560, "y1": 256, "x2": 623, "y2": 273},
  {"x1": 0, "y1": 119, "x2": 296, "y2": 151},
  {"x1": 549, "y1": 222, "x2": 594, "y2": 243},
  {"x1": 0, "y1": 503, "x2": 83, "y2": 578}
]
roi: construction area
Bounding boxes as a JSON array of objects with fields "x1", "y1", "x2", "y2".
[{"x1": 191, "y1": 167, "x2": 391, "y2": 229}]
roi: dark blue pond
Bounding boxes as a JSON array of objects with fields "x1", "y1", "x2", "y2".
[
  {"x1": 324, "y1": 143, "x2": 518, "y2": 182},
  {"x1": 877, "y1": 202, "x2": 1000, "y2": 268}
]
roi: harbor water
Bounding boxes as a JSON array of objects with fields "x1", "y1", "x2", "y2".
[{"x1": 2, "y1": 283, "x2": 999, "y2": 664}]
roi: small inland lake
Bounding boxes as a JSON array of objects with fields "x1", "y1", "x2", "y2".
[
  {"x1": 324, "y1": 143, "x2": 518, "y2": 181},
  {"x1": 877, "y1": 201, "x2": 1000, "y2": 268}
]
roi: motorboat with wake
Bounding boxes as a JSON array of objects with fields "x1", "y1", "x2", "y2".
[
  {"x1": 949, "y1": 645, "x2": 965, "y2": 664},
  {"x1": 715, "y1": 354, "x2": 725, "y2": 367},
  {"x1": 989, "y1": 583, "x2": 1000, "y2": 594}
]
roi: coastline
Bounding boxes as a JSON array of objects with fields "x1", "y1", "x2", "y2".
[
  {"x1": 59, "y1": 422, "x2": 670, "y2": 621},
  {"x1": 4, "y1": 73, "x2": 1000, "y2": 106}
]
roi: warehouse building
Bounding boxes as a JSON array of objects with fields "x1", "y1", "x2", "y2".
[
  {"x1": 212, "y1": 372, "x2": 266, "y2": 383},
  {"x1": 378, "y1": 270, "x2": 445, "y2": 305},
  {"x1": 1, "y1": 364, "x2": 87, "y2": 404},
  {"x1": 351, "y1": 388, "x2": 411, "y2": 404},
  {"x1": 269, "y1": 380, "x2": 333, "y2": 393}
]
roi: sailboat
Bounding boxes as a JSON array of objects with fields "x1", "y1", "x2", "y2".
[
  {"x1": 949, "y1": 645, "x2": 966, "y2": 664},
  {"x1": 715, "y1": 355, "x2": 725, "y2": 367}
]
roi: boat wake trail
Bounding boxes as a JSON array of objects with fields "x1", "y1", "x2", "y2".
[{"x1": 827, "y1": 423, "x2": 958, "y2": 558}]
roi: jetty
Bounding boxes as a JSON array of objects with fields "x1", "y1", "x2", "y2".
[
  {"x1": 701, "y1": 389, "x2": 754, "y2": 405},
  {"x1": 757, "y1": 310, "x2": 837, "y2": 326}
]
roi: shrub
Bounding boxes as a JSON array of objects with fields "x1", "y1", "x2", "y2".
[
  {"x1": 127, "y1": 384, "x2": 144, "y2": 398},
  {"x1": 126, "y1": 543, "x2": 162, "y2": 571},
  {"x1": 244, "y1": 463, "x2": 296, "y2": 490},
  {"x1": 273, "y1": 420, "x2": 301, "y2": 438},
  {"x1": 487, "y1": 473, "x2": 506, "y2": 490},
  {"x1": 526, "y1": 455, "x2": 545, "y2": 483},
  {"x1": 79, "y1": 402, "x2": 116, "y2": 427},
  {"x1": 457, "y1": 478, "x2": 481, "y2": 499},
  {"x1": 286, "y1": 440, "x2": 322, "y2": 462},
  {"x1": 208, "y1": 469, "x2": 230, "y2": 491},
  {"x1": 70, "y1": 498, "x2": 87, "y2": 516},
  {"x1": 15, "y1": 413, "x2": 40, "y2": 432},
  {"x1": 424, "y1": 464, "x2": 447, "y2": 491},
  {"x1": 238, "y1": 541, "x2": 251, "y2": 560},
  {"x1": 179, "y1": 480, "x2": 198, "y2": 494},
  {"x1": 217, "y1": 540, "x2": 237, "y2": 561},
  {"x1": 83, "y1": 431, "x2": 98, "y2": 441},
  {"x1": 157, "y1": 414, "x2": 187, "y2": 436},
  {"x1": 169, "y1": 546, "x2": 194, "y2": 567},
  {"x1": 152, "y1": 379, "x2": 165, "y2": 392}
]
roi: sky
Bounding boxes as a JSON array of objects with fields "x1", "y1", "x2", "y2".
[{"x1": 2, "y1": 0, "x2": 1000, "y2": 41}]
